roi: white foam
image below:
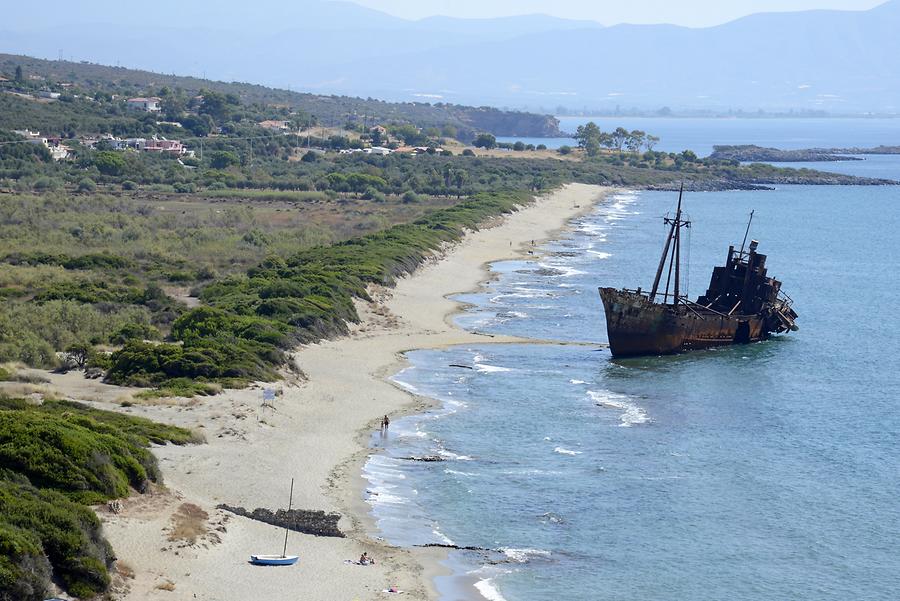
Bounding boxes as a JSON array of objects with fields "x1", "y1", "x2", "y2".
[
  {"x1": 569, "y1": 379, "x2": 587, "y2": 385},
  {"x1": 438, "y1": 449, "x2": 474, "y2": 461},
  {"x1": 587, "y1": 250, "x2": 612, "y2": 259},
  {"x1": 538, "y1": 263, "x2": 586, "y2": 278},
  {"x1": 445, "y1": 469, "x2": 478, "y2": 477},
  {"x1": 588, "y1": 390, "x2": 649, "y2": 427},
  {"x1": 554, "y1": 447, "x2": 582, "y2": 456},
  {"x1": 365, "y1": 492, "x2": 409, "y2": 506},
  {"x1": 475, "y1": 364, "x2": 512, "y2": 373},
  {"x1": 500, "y1": 547, "x2": 551, "y2": 563},
  {"x1": 392, "y1": 379, "x2": 419, "y2": 393},
  {"x1": 497, "y1": 311, "x2": 528, "y2": 319},
  {"x1": 432, "y1": 529, "x2": 455, "y2": 546},
  {"x1": 474, "y1": 578, "x2": 508, "y2": 601}
]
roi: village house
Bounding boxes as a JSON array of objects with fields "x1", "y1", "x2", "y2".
[
  {"x1": 13, "y1": 129, "x2": 70, "y2": 160},
  {"x1": 258, "y1": 119, "x2": 291, "y2": 132},
  {"x1": 142, "y1": 138, "x2": 186, "y2": 155},
  {"x1": 126, "y1": 97, "x2": 162, "y2": 112},
  {"x1": 367, "y1": 146, "x2": 393, "y2": 155}
]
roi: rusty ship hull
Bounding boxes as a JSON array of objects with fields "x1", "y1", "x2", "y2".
[
  {"x1": 599, "y1": 288, "x2": 771, "y2": 357},
  {"x1": 597, "y1": 189, "x2": 797, "y2": 359}
]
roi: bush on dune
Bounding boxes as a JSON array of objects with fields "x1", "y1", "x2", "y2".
[{"x1": 0, "y1": 399, "x2": 196, "y2": 600}]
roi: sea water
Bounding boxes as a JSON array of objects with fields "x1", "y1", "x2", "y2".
[
  {"x1": 364, "y1": 140, "x2": 900, "y2": 600},
  {"x1": 498, "y1": 116, "x2": 900, "y2": 156}
]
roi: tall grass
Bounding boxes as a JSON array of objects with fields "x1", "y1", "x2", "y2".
[
  {"x1": 106, "y1": 190, "x2": 532, "y2": 386},
  {"x1": 199, "y1": 189, "x2": 328, "y2": 202}
]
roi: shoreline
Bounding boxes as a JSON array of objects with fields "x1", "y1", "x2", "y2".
[
  {"x1": 336, "y1": 182, "x2": 618, "y2": 600},
  {"x1": 20, "y1": 183, "x2": 615, "y2": 601}
]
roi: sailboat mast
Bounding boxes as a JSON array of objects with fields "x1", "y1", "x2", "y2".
[
  {"x1": 650, "y1": 182, "x2": 684, "y2": 302},
  {"x1": 282, "y1": 478, "x2": 294, "y2": 558}
]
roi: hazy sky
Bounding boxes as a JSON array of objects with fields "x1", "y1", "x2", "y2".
[{"x1": 350, "y1": 0, "x2": 885, "y2": 27}]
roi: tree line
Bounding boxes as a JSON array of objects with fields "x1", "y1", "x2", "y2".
[{"x1": 574, "y1": 123, "x2": 661, "y2": 156}]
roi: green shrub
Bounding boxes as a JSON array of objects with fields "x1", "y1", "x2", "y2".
[
  {"x1": 0, "y1": 521, "x2": 51, "y2": 601},
  {"x1": 92, "y1": 151, "x2": 126, "y2": 176},
  {"x1": 32, "y1": 177, "x2": 62, "y2": 192},
  {"x1": 76, "y1": 178, "x2": 97, "y2": 193},
  {"x1": 0, "y1": 399, "x2": 196, "y2": 599}
]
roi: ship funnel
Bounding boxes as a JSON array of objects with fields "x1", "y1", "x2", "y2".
[{"x1": 749, "y1": 240, "x2": 759, "y2": 252}]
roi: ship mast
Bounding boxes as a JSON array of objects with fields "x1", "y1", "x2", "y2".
[
  {"x1": 739, "y1": 210, "x2": 755, "y2": 255},
  {"x1": 649, "y1": 183, "x2": 691, "y2": 305}
]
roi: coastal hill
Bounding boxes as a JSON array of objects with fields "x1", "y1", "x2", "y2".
[
  {"x1": 0, "y1": 53, "x2": 561, "y2": 140},
  {"x1": 2, "y1": 1, "x2": 900, "y2": 112}
]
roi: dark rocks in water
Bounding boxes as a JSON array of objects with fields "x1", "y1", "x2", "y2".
[
  {"x1": 401, "y1": 455, "x2": 445, "y2": 462},
  {"x1": 534, "y1": 267, "x2": 565, "y2": 277},
  {"x1": 710, "y1": 144, "x2": 864, "y2": 162},
  {"x1": 417, "y1": 543, "x2": 495, "y2": 552},
  {"x1": 646, "y1": 171, "x2": 897, "y2": 192},
  {"x1": 711, "y1": 144, "x2": 900, "y2": 162},
  {"x1": 217, "y1": 504, "x2": 344, "y2": 538},
  {"x1": 646, "y1": 181, "x2": 773, "y2": 192}
]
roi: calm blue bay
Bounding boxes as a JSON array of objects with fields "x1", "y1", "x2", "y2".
[
  {"x1": 364, "y1": 123, "x2": 900, "y2": 601},
  {"x1": 499, "y1": 116, "x2": 900, "y2": 157}
]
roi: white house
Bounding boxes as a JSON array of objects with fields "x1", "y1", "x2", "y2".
[
  {"x1": 126, "y1": 97, "x2": 162, "y2": 112},
  {"x1": 368, "y1": 146, "x2": 393, "y2": 155}
]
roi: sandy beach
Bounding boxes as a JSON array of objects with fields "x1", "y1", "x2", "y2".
[{"x1": 29, "y1": 183, "x2": 614, "y2": 601}]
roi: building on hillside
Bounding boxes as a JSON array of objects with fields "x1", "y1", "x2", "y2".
[
  {"x1": 13, "y1": 130, "x2": 70, "y2": 160},
  {"x1": 258, "y1": 120, "x2": 291, "y2": 132},
  {"x1": 142, "y1": 138, "x2": 186, "y2": 155},
  {"x1": 37, "y1": 90, "x2": 61, "y2": 99},
  {"x1": 367, "y1": 146, "x2": 393, "y2": 155},
  {"x1": 126, "y1": 97, "x2": 162, "y2": 112},
  {"x1": 45, "y1": 137, "x2": 71, "y2": 160}
]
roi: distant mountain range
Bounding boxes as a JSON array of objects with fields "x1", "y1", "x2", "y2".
[{"x1": 2, "y1": 0, "x2": 899, "y2": 113}]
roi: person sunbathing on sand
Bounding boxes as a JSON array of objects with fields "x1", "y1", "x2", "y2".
[{"x1": 359, "y1": 552, "x2": 375, "y2": 565}]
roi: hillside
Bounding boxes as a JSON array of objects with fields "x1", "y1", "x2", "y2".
[{"x1": 0, "y1": 54, "x2": 561, "y2": 140}]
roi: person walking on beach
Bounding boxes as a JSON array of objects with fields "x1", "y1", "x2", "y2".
[{"x1": 382, "y1": 415, "x2": 390, "y2": 430}]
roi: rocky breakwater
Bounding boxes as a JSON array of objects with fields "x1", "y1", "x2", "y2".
[
  {"x1": 217, "y1": 504, "x2": 345, "y2": 538},
  {"x1": 709, "y1": 145, "x2": 863, "y2": 162},
  {"x1": 646, "y1": 171, "x2": 898, "y2": 192}
]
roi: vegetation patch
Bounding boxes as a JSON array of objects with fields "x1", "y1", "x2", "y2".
[
  {"x1": 106, "y1": 190, "x2": 530, "y2": 388},
  {"x1": 0, "y1": 398, "x2": 196, "y2": 600}
]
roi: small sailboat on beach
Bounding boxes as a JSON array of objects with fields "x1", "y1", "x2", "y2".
[{"x1": 250, "y1": 478, "x2": 299, "y2": 566}]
